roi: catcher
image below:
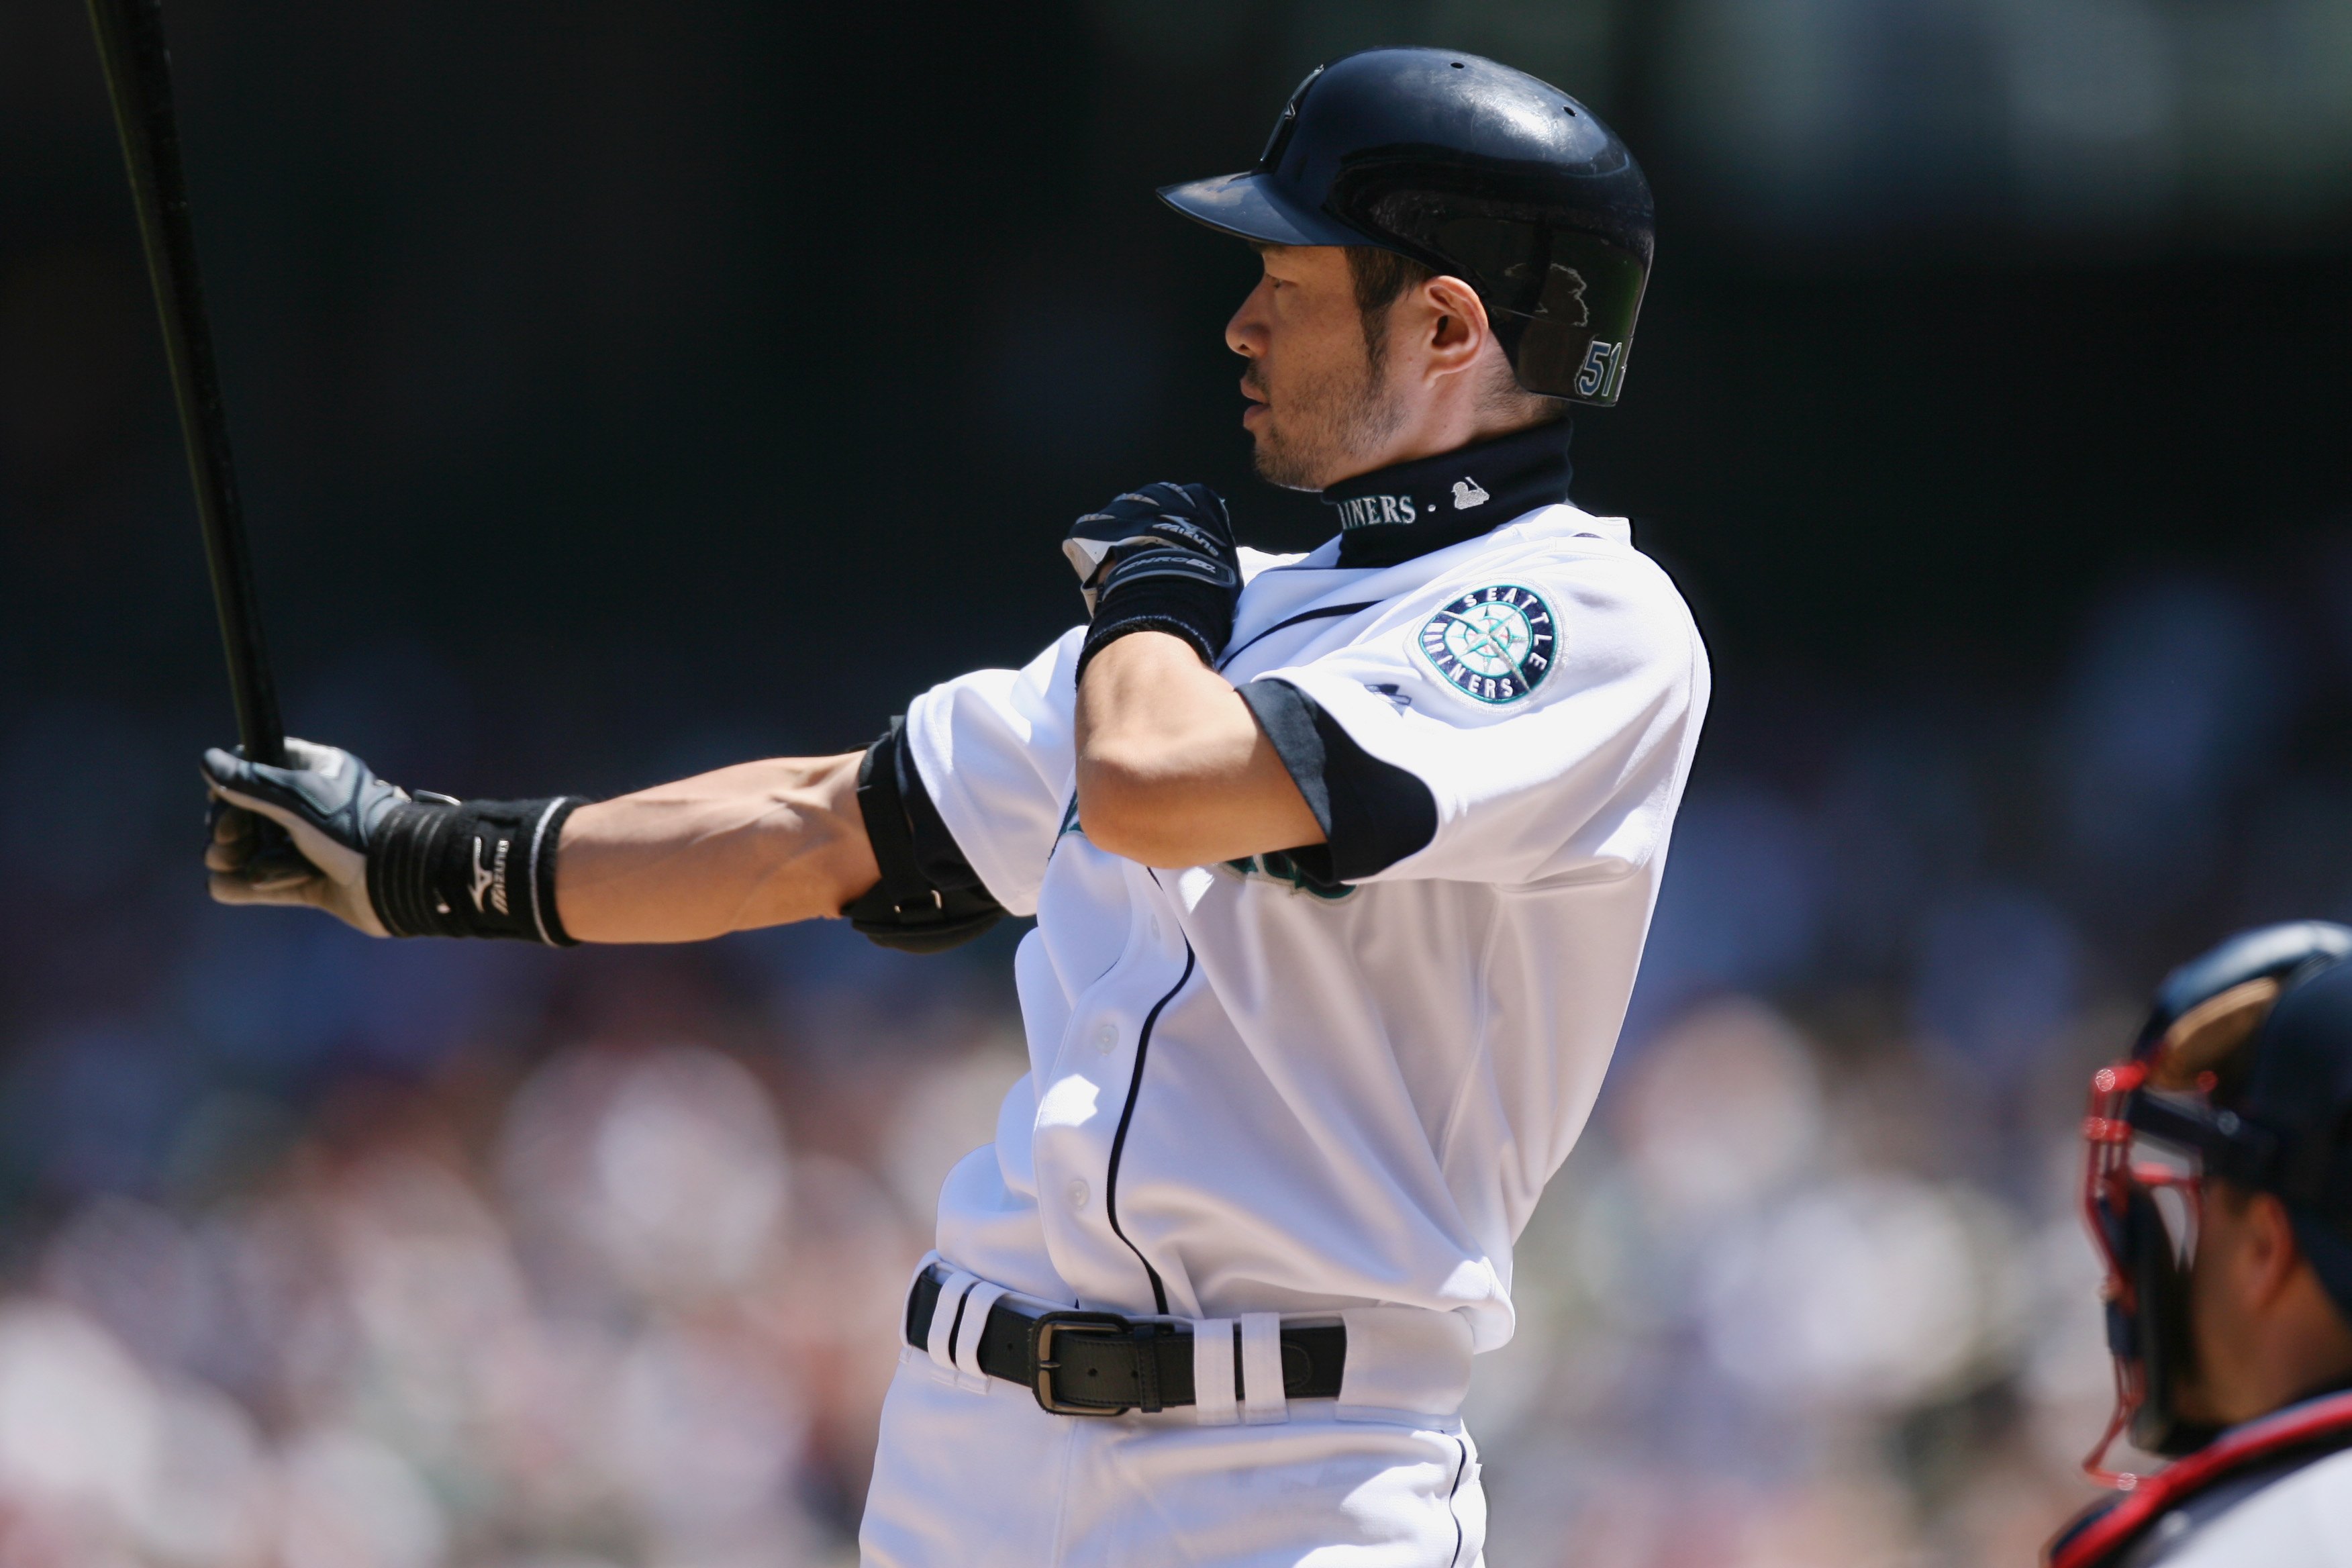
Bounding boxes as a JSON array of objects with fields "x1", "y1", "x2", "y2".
[{"x1": 2055, "y1": 921, "x2": 2352, "y2": 1567}]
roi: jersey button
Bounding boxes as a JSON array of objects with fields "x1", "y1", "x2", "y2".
[
  {"x1": 1067, "y1": 1179, "x2": 1090, "y2": 1210},
  {"x1": 1093, "y1": 1023, "x2": 1118, "y2": 1052},
  {"x1": 1149, "y1": 916, "x2": 1162, "y2": 941}
]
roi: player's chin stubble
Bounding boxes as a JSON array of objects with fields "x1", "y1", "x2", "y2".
[{"x1": 1248, "y1": 344, "x2": 1408, "y2": 493}]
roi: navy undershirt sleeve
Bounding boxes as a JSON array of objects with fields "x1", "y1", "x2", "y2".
[{"x1": 1238, "y1": 679, "x2": 1438, "y2": 884}]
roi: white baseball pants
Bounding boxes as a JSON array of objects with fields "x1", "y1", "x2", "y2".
[{"x1": 858, "y1": 1344, "x2": 1487, "y2": 1567}]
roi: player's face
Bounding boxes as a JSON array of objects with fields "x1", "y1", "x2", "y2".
[
  {"x1": 2165, "y1": 1181, "x2": 2277, "y2": 1430},
  {"x1": 1224, "y1": 244, "x2": 1408, "y2": 492}
]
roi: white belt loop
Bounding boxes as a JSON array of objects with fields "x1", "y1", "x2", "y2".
[
  {"x1": 1191, "y1": 1318, "x2": 1239, "y2": 1426},
  {"x1": 1239, "y1": 1312, "x2": 1288, "y2": 1425},
  {"x1": 952, "y1": 1281, "x2": 1008, "y2": 1391},
  {"x1": 926, "y1": 1270, "x2": 979, "y2": 1376}
]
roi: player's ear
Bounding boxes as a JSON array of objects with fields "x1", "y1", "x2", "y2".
[
  {"x1": 2232, "y1": 1187, "x2": 2304, "y2": 1311},
  {"x1": 1420, "y1": 275, "x2": 1490, "y2": 373}
]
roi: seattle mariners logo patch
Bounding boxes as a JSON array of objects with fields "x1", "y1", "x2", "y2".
[{"x1": 1418, "y1": 585, "x2": 1555, "y2": 705}]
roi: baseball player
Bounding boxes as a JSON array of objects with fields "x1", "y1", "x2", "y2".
[
  {"x1": 2053, "y1": 921, "x2": 2352, "y2": 1567},
  {"x1": 201, "y1": 50, "x2": 1707, "y2": 1565}
]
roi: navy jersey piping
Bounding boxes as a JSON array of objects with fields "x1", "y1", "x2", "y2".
[
  {"x1": 1104, "y1": 934, "x2": 1194, "y2": 1316},
  {"x1": 1445, "y1": 1438, "x2": 1471, "y2": 1567},
  {"x1": 1218, "y1": 601, "x2": 1380, "y2": 673}
]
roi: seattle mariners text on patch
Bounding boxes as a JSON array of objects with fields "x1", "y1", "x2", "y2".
[{"x1": 1418, "y1": 585, "x2": 1556, "y2": 704}]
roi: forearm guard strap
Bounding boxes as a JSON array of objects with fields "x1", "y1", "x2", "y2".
[{"x1": 367, "y1": 796, "x2": 587, "y2": 944}]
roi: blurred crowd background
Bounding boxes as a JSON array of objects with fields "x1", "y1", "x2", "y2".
[{"x1": 4, "y1": 0, "x2": 2352, "y2": 1563}]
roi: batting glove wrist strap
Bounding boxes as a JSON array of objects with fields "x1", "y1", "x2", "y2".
[
  {"x1": 368, "y1": 796, "x2": 587, "y2": 944},
  {"x1": 1077, "y1": 553, "x2": 1242, "y2": 678},
  {"x1": 1066, "y1": 482, "x2": 1243, "y2": 682}
]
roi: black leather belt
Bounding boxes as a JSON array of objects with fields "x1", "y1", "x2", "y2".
[{"x1": 905, "y1": 1265, "x2": 1346, "y2": 1416}]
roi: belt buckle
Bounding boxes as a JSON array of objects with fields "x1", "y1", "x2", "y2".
[{"x1": 1030, "y1": 1310, "x2": 1138, "y2": 1416}]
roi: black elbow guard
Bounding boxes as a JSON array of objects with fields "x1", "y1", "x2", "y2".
[{"x1": 842, "y1": 717, "x2": 1005, "y2": 953}]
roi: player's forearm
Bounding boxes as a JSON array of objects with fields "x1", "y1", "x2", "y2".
[
  {"x1": 554, "y1": 753, "x2": 879, "y2": 942},
  {"x1": 1075, "y1": 631, "x2": 1323, "y2": 868}
]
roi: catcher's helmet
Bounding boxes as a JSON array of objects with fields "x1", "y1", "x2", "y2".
[
  {"x1": 1159, "y1": 48, "x2": 1654, "y2": 407},
  {"x1": 2079, "y1": 920, "x2": 2352, "y2": 1482}
]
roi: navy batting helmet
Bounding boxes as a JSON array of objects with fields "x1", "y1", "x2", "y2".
[{"x1": 1158, "y1": 48, "x2": 1655, "y2": 407}]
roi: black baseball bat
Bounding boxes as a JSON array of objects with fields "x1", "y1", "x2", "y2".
[{"x1": 87, "y1": 0, "x2": 286, "y2": 769}]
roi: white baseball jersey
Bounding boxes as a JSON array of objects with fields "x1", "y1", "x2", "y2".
[
  {"x1": 2132, "y1": 1445, "x2": 2352, "y2": 1566},
  {"x1": 901, "y1": 470, "x2": 1708, "y2": 1359}
]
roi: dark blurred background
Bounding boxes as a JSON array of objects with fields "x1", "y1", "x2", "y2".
[{"x1": 3, "y1": 1, "x2": 2351, "y2": 1563}]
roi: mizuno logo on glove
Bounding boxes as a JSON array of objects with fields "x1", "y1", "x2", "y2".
[{"x1": 470, "y1": 834, "x2": 510, "y2": 915}]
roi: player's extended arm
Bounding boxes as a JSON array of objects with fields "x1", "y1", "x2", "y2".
[
  {"x1": 555, "y1": 754, "x2": 877, "y2": 941},
  {"x1": 1061, "y1": 482, "x2": 1323, "y2": 870},
  {"x1": 1075, "y1": 630, "x2": 1322, "y2": 869},
  {"x1": 201, "y1": 740, "x2": 879, "y2": 944}
]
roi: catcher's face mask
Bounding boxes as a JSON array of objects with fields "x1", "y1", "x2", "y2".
[{"x1": 2081, "y1": 978, "x2": 2283, "y2": 1484}]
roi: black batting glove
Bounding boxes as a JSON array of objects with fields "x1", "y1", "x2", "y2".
[
  {"x1": 202, "y1": 738, "x2": 409, "y2": 934},
  {"x1": 203, "y1": 740, "x2": 587, "y2": 944},
  {"x1": 1063, "y1": 482, "x2": 1242, "y2": 679}
]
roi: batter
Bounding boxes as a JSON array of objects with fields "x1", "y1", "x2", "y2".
[{"x1": 203, "y1": 49, "x2": 1709, "y2": 1567}]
